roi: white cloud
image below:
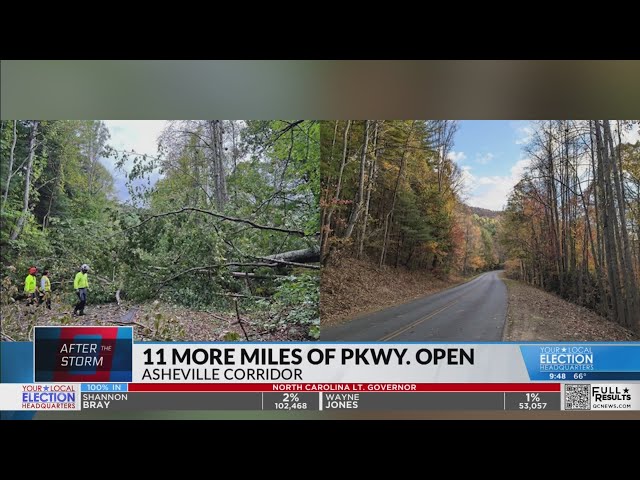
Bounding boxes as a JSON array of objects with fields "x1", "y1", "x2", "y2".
[
  {"x1": 621, "y1": 124, "x2": 640, "y2": 144},
  {"x1": 450, "y1": 144, "x2": 530, "y2": 210},
  {"x1": 510, "y1": 158, "x2": 531, "y2": 179},
  {"x1": 466, "y1": 158, "x2": 531, "y2": 211},
  {"x1": 459, "y1": 165, "x2": 475, "y2": 193},
  {"x1": 475, "y1": 152, "x2": 494, "y2": 165},
  {"x1": 511, "y1": 121, "x2": 534, "y2": 145},
  {"x1": 104, "y1": 120, "x2": 166, "y2": 160},
  {"x1": 448, "y1": 150, "x2": 467, "y2": 163},
  {"x1": 103, "y1": 121, "x2": 168, "y2": 200}
]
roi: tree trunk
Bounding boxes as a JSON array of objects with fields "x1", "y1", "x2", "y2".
[
  {"x1": 595, "y1": 120, "x2": 625, "y2": 325},
  {"x1": 209, "y1": 120, "x2": 228, "y2": 209},
  {"x1": 546, "y1": 124, "x2": 562, "y2": 293},
  {"x1": 345, "y1": 120, "x2": 370, "y2": 239},
  {"x1": 604, "y1": 120, "x2": 639, "y2": 330},
  {"x1": 1, "y1": 120, "x2": 18, "y2": 212},
  {"x1": 321, "y1": 120, "x2": 351, "y2": 264},
  {"x1": 380, "y1": 121, "x2": 415, "y2": 268},
  {"x1": 589, "y1": 122, "x2": 604, "y2": 270},
  {"x1": 10, "y1": 121, "x2": 39, "y2": 241},
  {"x1": 320, "y1": 120, "x2": 339, "y2": 259},
  {"x1": 358, "y1": 121, "x2": 378, "y2": 259},
  {"x1": 574, "y1": 130, "x2": 605, "y2": 315},
  {"x1": 263, "y1": 246, "x2": 320, "y2": 263},
  {"x1": 230, "y1": 120, "x2": 239, "y2": 203}
]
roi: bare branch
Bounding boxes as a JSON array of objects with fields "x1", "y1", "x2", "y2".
[
  {"x1": 266, "y1": 120, "x2": 305, "y2": 147},
  {"x1": 156, "y1": 262, "x2": 281, "y2": 290},
  {"x1": 234, "y1": 299, "x2": 250, "y2": 341},
  {"x1": 118, "y1": 207, "x2": 309, "y2": 237},
  {"x1": 253, "y1": 256, "x2": 320, "y2": 270}
]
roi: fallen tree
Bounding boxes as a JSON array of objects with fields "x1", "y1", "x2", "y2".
[
  {"x1": 261, "y1": 245, "x2": 320, "y2": 264},
  {"x1": 157, "y1": 245, "x2": 321, "y2": 290}
]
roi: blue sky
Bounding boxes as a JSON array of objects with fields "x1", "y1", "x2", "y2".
[
  {"x1": 102, "y1": 120, "x2": 637, "y2": 208},
  {"x1": 102, "y1": 120, "x2": 534, "y2": 208},
  {"x1": 449, "y1": 120, "x2": 533, "y2": 210},
  {"x1": 103, "y1": 120, "x2": 167, "y2": 200}
]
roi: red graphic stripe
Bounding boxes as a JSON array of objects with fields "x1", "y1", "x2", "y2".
[{"x1": 128, "y1": 383, "x2": 561, "y2": 392}]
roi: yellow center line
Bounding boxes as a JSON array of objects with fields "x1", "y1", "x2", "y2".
[{"x1": 378, "y1": 297, "x2": 463, "y2": 342}]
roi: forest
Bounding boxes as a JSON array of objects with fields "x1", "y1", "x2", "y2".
[
  {"x1": 320, "y1": 120, "x2": 502, "y2": 277},
  {"x1": 1, "y1": 120, "x2": 320, "y2": 341},
  {"x1": 321, "y1": 119, "x2": 640, "y2": 337},
  {"x1": 500, "y1": 120, "x2": 640, "y2": 332}
]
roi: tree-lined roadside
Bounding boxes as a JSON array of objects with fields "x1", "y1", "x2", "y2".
[
  {"x1": 502, "y1": 276, "x2": 637, "y2": 341},
  {"x1": 500, "y1": 121, "x2": 640, "y2": 334},
  {"x1": 321, "y1": 120, "x2": 639, "y2": 340},
  {"x1": 320, "y1": 121, "x2": 504, "y2": 329}
]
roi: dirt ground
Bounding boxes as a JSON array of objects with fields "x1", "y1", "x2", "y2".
[
  {"x1": 321, "y1": 255, "x2": 471, "y2": 327},
  {"x1": 502, "y1": 277, "x2": 638, "y2": 341},
  {"x1": 0, "y1": 298, "x2": 301, "y2": 342}
]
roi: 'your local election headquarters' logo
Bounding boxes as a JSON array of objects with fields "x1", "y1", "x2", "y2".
[
  {"x1": 21, "y1": 384, "x2": 79, "y2": 410},
  {"x1": 539, "y1": 346, "x2": 594, "y2": 371}
]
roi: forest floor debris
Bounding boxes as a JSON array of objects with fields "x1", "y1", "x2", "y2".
[
  {"x1": 502, "y1": 277, "x2": 638, "y2": 341},
  {"x1": 321, "y1": 254, "x2": 472, "y2": 327},
  {"x1": 0, "y1": 299, "x2": 308, "y2": 342}
]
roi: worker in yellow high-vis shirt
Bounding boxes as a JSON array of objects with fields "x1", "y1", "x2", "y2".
[
  {"x1": 73, "y1": 264, "x2": 89, "y2": 316},
  {"x1": 24, "y1": 266, "x2": 38, "y2": 305},
  {"x1": 39, "y1": 270, "x2": 52, "y2": 310}
]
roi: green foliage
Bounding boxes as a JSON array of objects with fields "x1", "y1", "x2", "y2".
[
  {"x1": 261, "y1": 273, "x2": 320, "y2": 339},
  {"x1": 322, "y1": 120, "x2": 468, "y2": 274},
  {"x1": 223, "y1": 331, "x2": 242, "y2": 341},
  {"x1": 1, "y1": 120, "x2": 320, "y2": 340}
]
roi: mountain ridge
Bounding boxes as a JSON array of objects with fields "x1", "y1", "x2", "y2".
[{"x1": 465, "y1": 205, "x2": 502, "y2": 218}]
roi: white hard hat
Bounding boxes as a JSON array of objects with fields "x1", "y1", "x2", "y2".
[{"x1": 81, "y1": 264, "x2": 89, "y2": 270}]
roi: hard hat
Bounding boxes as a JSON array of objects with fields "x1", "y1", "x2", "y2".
[
  {"x1": 81, "y1": 264, "x2": 89, "y2": 271},
  {"x1": 29, "y1": 267, "x2": 37, "y2": 274}
]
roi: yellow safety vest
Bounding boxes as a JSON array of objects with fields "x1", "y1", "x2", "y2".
[
  {"x1": 74, "y1": 272, "x2": 89, "y2": 289},
  {"x1": 41, "y1": 276, "x2": 51, "y2": 292},
  {"x1": 24, "y1": 274, "x2": 37, "y2": 293}
]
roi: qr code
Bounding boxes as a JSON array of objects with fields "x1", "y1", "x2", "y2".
[{"x1": 565, "y1": 384, "x2": 591, "y2": 410}]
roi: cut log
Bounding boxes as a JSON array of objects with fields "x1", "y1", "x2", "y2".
[
  {"x1": 262, "y1": 245, "x2": 320, "y2": 264},
  {"x1": 231, "y1": 272, "x2": 286, "y2": 279}
]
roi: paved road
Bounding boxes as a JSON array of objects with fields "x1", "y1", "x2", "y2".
[{"x1": 322, "y1": 270, "x2": 507, "y2": 341}]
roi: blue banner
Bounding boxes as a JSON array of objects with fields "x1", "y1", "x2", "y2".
[
  {"x1": 81, "y1": 383, "x2": 129, "y2": 392},
  {"x1": 520, "y1": 344, "x2": 640, "y2": 381}
]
